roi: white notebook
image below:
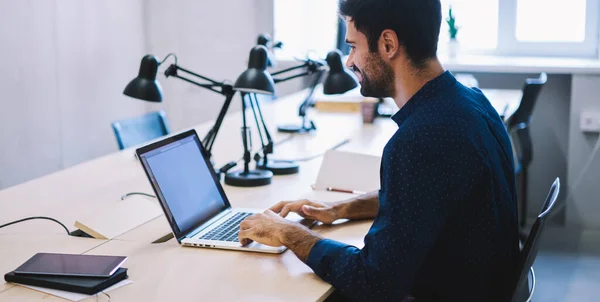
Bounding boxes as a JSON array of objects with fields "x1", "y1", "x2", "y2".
[{"x1": 313, "y1": 150, "x2": 381, "y2": 194}]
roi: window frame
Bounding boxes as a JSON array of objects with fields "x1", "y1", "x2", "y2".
[
  {"x1": 495, "y1": 0, "x2": 600, "y2": 58},
  {"x1": 273, "y1": 0, "x2": 600, "y2": 60}
]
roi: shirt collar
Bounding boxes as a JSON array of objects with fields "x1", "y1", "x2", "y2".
[{"x1": 391, "y1": 70, "x2": 457, "y2": 126}]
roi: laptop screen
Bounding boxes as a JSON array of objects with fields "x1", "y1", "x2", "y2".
[{"x1": 138, "y1": 132, "x2": 229, "y2": 237}]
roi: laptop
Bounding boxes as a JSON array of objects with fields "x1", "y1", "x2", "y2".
[{"x1": 136, "y1": 129, "x2": 301, "y2": 254}]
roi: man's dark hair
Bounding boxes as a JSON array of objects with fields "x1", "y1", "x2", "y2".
[{"x1": 339, "y1": 0, "x2": 442, "y2": 68}]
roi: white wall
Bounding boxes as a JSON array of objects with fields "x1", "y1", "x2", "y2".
[
  {"x1": 0, "y1": 0, "x2": 286, "y2": 189},
  {"x1": 141, "y1": 0, "x2": 273, "y2": 132},
  {"x1": 0, "y1": 0, "x2": 147, "y2": 188},
  {"x1": 141, "y1": 0, "x2": 306, "y2": 133},
  {"x1": 567, "y1": 75, "x2": 600, "y2": 229}
]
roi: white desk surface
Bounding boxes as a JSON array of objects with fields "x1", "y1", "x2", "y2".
[{"x1": 0, "y1": 87, "x2": 521, "y2": 301}]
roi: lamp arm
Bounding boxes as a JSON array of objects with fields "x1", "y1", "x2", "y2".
[
  {"x1": 273, "y1": 62, "x2": 326, "y2": 83},
  {"x1": 240, "y1": 93, "x2": 252, "y2": 174},
  {"x1": 247, "y1": 94, "x2": 271, "y2": 163},
  {"x1": 270, "y1": 62, "x2": 310, "y2": 76},
  {"x1": 274, "y1": 71, "x2": 316, "y2": 83},
  {"x1": 170, "y1": 74, "x2": 224, "y2": 95},
  {"x1": 298, "y1": 69, "x2": 326, "y2": 117},
  {"x1": 248, "y1": 93, "x2": 276, "y2": 165},
  {"x1": 167, "y1": 64, "x2": 221, "y2": 85},
  {"x1": 251, "y1": 94, "x2": 274, "y2": 154},
  {"x1": 202, "y1": 88, "x2": 236, "y2": 157}
]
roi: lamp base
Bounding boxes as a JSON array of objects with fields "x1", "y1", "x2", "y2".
[
  {"x1": 277, "y1": 120, "x2": 316, "y2": 133},
  {"x1": 224, "y1": 169, "x2": 273, "y2": 187},
  {"x1": 256, "y1": 159, "x2": 299, "y2": 175}
]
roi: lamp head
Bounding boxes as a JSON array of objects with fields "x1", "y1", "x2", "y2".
[
  {"x1": 123, "y1": 55, "x2": 163, "y2": 102},
  {"x1": 322, "y1": 49, "x2": 358, "y2": 95},
  {"x1": 257, "y1": 33, "x2": 275, "y2": 68},
  {"x1": 257, "y1": 34, "x2": 271, "y2": 46},
  {"x1": 234, "y1": 45, "x2": 276, "y2": 95}
]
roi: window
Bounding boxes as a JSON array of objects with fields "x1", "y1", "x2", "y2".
[
  {"x1": 439, "y1": 0, "x2": 599, "y2": 57},
  {"x1": 516, "y1": 0, "x2": 587, "y2": 42},
  {"x1": 274, "y1": 0, "x2": 600, "y2": 59},
  {"x1": 273, "y1": 0, "x2": 339, "y2": 60},
  {"x1": 439, "y1": 0, "x2": 499, "y2": 50}
]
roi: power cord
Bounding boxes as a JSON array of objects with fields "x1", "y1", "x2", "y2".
[
  {"x1": 550, "y1": 134, "x2": 600, "y2": 215},
  {"x1": 280, "y1": 138, "x2": 351, "y2": 162},
  {"x1": 120, "y1": 192, "x2": 156, "y2": 200},
  {"x1": 256, "y1": 138, "x2": 351, "y2": 163},
  {"x1": 0, "y1": 216, "x2": 71, "y2": 236}
]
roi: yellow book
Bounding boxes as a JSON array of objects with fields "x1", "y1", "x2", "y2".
[{"x1": 313, "y1": 86, "x2": 378, "y2": 113}]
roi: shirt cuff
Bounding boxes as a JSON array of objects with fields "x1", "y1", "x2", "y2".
[{"x1": 306, "y1": 238, "x2": 350, "y2": 278}]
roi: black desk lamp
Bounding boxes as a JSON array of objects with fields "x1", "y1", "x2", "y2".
[
  {"x1": 256, "y1": 33, "x2": 283, "y2": 68},
  {"x1": 123, "y1": 54, "x2": 237, "y2": 177},
  {"x1": 218, "y1": 45, "x2": 278, "y2": 186},
  {"x1": 275, "y1": 49, "x2": 359, "y2": 133}
]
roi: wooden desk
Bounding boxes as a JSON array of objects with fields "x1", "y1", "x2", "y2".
[
  {"x1": 482, "y1": 89, "x2": 523, "y2": 121},
  {"x1": 0, "y1": 87, "x2": 522, "y2": 301},
  {"x1": 0, "y1": 234, "x2": 105, "y2": 294},
  {"x1": 1, "y1": 220, "x2": 372, "y2": 302}
]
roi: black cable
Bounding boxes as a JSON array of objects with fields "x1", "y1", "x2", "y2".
[
  {"x1": 121, "y1": 192, "x2": 156, "y2": 200},
  {"x1": 282, "y1": 138, "x2": 351, "y2": 162},
  {"x1": 0, "y1": 216, "x2": 71, "y2": 236},
  {"x1": 159, "y1": 53, "x2": 178, "y2": 65}
]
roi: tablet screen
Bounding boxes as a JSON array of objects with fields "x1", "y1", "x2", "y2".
[{"x1": 14, "y1": 253, "x2": 127, "y2": 277}]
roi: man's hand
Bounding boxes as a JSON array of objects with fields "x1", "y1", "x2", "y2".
[
  {"x1": 239, "y1": 210, "x2": 323, "y2": 262},
  {"x1": 238, "y1": 210, "x2": 294, "y2": 247},
  {"x1": 270, "y1": 199, "x2": 341, "y2": 224}
]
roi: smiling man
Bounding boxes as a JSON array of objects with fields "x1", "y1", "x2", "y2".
[{"x1": 239, "y1": 0, "x2": 520, "y2": 301}]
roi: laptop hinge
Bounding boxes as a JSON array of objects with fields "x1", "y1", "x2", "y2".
[{"x1": 185, "y1": 208, "x2": 233, "y2": 239}]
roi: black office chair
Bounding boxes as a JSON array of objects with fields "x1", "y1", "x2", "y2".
[
  {"x1": 111, "y1": 110, "x2": 171, "y2": 150},
  {"x1": 510, "y1": 177, "x2": 561, "y2": 302},
  {"x1": 507, "y1": 72, "x2": 548, "y2": 229}
]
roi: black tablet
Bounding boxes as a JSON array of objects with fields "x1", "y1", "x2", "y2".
[{"x1": 14, "y1": 253, "x2": 127, "y2": 278}]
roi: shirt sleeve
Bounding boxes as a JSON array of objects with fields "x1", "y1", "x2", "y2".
[{"x1": 306, "y1": 132, "x2": 484, "y2": 301}]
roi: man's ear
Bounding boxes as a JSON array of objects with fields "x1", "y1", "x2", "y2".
[{"x1": 380, "y1": 29, "x2": 399, "y2": 59}]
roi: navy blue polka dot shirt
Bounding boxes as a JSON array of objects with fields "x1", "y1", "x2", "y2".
[{"x1": 306, "y1": 71, "x2": 520, "y2": 301}]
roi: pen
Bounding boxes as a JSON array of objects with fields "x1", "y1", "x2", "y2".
[{"x1": 326, "y1": 187, "x2": 366, "y2": 195}]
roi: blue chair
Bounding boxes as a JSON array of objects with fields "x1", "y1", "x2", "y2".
[{"x1": 112, "y1": 110, "x2": 171, "y2": 150}]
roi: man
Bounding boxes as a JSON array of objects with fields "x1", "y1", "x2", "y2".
[{"x1": 239, "y1": 0, "x2": 520, "y2": 300}]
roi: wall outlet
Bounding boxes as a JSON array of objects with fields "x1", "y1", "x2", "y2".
[{"x1": 580, "y1": 111, "x2": 600, "y2": 133}]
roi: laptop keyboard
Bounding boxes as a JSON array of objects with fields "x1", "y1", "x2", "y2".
[{"x1": 199, "y1": 212, "x2": 253, "y2": 242}]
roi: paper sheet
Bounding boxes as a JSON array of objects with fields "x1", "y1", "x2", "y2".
[
  {"x1": 313, "y1": 150, "x2": 381, "y2": 193},
  {"x1": 19, "y1": 280, "x2": 133, "y2": 301}
]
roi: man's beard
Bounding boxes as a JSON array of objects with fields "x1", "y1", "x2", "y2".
[{"x1": 354, "y1": 52, "x2": 395, "y2": 98}]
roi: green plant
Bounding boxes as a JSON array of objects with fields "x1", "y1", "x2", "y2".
[{"x1": 446, "y1": 6, "x2": 459, "y2": 40}]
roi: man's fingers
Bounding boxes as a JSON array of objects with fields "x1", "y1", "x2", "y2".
[
  {"x1": 302, "y1": 205, "x2": 326, "y2": 217},
  {"x1": 245, "y1": 213, "x2": 263, "y2": 221},
  {"x1": 280, "y1": 204, "x2": 292, "y2": 217},
  {"x1": 264, "y1": 209, "x2": 277, "y2": 216},
  {"x1": 279, "y1": 200, "x2": 313, "y2": 217},
  {"x1": 270, "y1": 201, "x2": 289, "y2": 213},
  {"x1": 238, "y1": 228, "x2": 254, "y2": 245},
  {"x1": 240, "y1": 219, "x2": 257, "y2": 230}
]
